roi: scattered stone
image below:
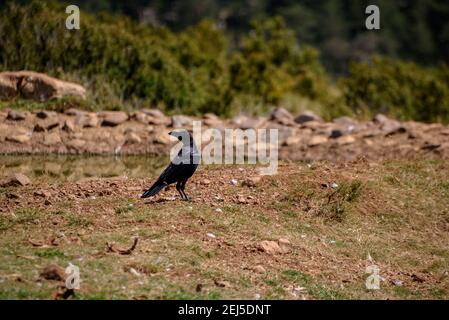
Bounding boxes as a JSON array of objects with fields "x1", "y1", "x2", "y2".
[
  {"x1": 230, "y1": 179, "x2": 238, "y2": 186},
  {"x1": 0, "y1": 173, "x2": 32, "y2": 187},
  {"x1": 336, "y1": 135, "x2": 356, "y2": 145},
  {"x1": 0, "y1": 71, "x2": 86, "y2": 101},
  {"x1": 206, "y1": 233, "x2": 216, "y2": 239},
  {"x1": 75, "y1": 113, "x2": 99, "y2": 128},
  {"x1": 133, "y1": 112, "x2": 148, "y2": 124},
  {"x1": 214, "y1": 280, "x2": 231, "y2": 288},
  {"x1": 43, "y1": 132, "x2": 62, "y2": 146},
  {"x1": 258, "y1": 240, "x2": 287, "y2": 254},
  {"x1": 34, "y1": 123, "x2": 46, "y2": 132},
  {"x1": 232, "y1": 115, "x2": 266, "y2": 129},
  {"x1": 284, "y1": 135, "x2": 301, "y2": 146},
  {"x1": 237, "y1": 195, "x2": 247, "y2": 204},
  {"x1": 201, "y1": 179, "x2": 212, "y2": 185},
  {"x1": 153, "y1": 130, "x2": 173, "y2": 145},
  {"x1": 45, "y1": 119, "x2": 60, "y2": 131},
  {"x1": 6, "y1": 134, "x2": 31, "y2": 143},
  {"x1": 270, "y1": 107, "x2": 294, "y2": 125},
  {"x1": 202, "y1": 113, "x2": 222, "y2": 127},
  {"x1": 330, "y1": 129, "x2": 345, "y2": 138},
  {"x1": 171, "y1": 115, "x2": 193, "y2": 128},
  {"x1": 374, "y1": 114, "x2": 405, "y2": 135},
  {"x1": 142, "y1": 108, "x2": 165, "y2": 118},
  {"x1": 242, "y1": 176, "x2": 261, "y2": 187},
  {"x1": 36, "y1": 111, "x2": 57, "y2": 119},
  {"x1": 40, "y1": 264, "x2": 66, "y2": 281},
  {"x1": 106, "y1": 237, "x2": 139, "y2": 255},
  {"x1": 65, "y1": 108, "x2": 85, "y2": 116},
  {"x1": 295, "y1": 111, "x2": 323, "y2": 124},
  {"x1": 62, "y1": 119, "x2": 76, "y2": 132},
  {"x1": 34, "y1": 190, "x2": 51, "y2": 198},
  {"x1": 6, "y1": 192, "x2": 20, "y2": 199},
  {"x1": 391, "y1": 279, "x2": 403, "y2": 286},
  {"x1": 215, "y1": 208, "x2": 223, "y2": 213},
  {"x1": 331, "y1": 182, "x2": 339, "y2": 189},
  {"x1": 252, "y1": 265, "x2": 266, "y2": 274},
  {"x1": 66, "y1": 139, "x2": 86, "y2": 150},
  {"x1": 125, "y1": 132, "x2": 141, "y2": 144},
  {"x1": 7, "y1": 110, "x2": 26, "y2": 121},
  {"x1": 308, "y1": 135, "x2": 328, "y2": 147},
  {"x1": 99, "y1": 111, "x2": 128, "y2": 127}
]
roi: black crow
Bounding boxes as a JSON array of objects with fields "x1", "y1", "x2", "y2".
[{"x1": 141, "y1": 130, "x2": 200, "y2": 201}]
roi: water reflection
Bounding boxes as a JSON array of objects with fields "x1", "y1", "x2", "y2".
[{"x1": 0, "y1": 155, "x2": 168, "y2": 182}]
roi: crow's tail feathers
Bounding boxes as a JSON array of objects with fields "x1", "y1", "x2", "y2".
[{"x1": 141, "y1": 181, "x2": 167, "y2": 198}]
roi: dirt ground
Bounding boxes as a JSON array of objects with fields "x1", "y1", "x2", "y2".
[{"x1": 0, "y1": 159, "x2": 448, "y2": 300}]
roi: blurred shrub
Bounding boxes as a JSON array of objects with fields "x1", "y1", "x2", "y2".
[
  {"x1": 342, "y1": 57, "x2": 449, "y2": 123},
  {"x1": 2, "y1": 1, "x2": 447, "y2": 123},
  {"x1": 0, "y1": 1, "x2": 336, "y2": 117}
]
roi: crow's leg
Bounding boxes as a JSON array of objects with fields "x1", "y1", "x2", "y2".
[
  {"x1": 176, "y1": 181, "x2": 186, "y2": 200},
  {"x1": 180, "y1": 180, "x2": 190, "y2": 201}
]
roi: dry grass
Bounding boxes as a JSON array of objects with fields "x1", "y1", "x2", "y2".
[{"x1": 0, "y1": 159, "x2": 448, "y2": 299}]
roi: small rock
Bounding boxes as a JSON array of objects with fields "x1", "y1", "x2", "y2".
[
  {"x1": 374, "y1": 114, "x2": 405, "y2": 135},
  {"x1": 331, "y1": 182, "x2": 339, "y2": 189},
  {"x1": 336, "y1": 135, "x2": 356, "y2": 145},
  {"x1": 34, "y1": 190, "x2": 51, "y2": 198},
  {"x1": 284, "y1": 135, "x2": 301, "y2": 146},
  {"x1": 329, "y1": 129, "x2": 345, "y2": 138},
  {"x1": 230, "y1": 179, "x2": 238, "y2": 186},
  {"x1": 36, "y1": 111, "x2": 56, "y2": 119},
  {"x1": 45, "y1": 120, "x2": 60, "y2": 131},
  {"x1": 258, "y1": 240, "x2": 286, "y2": 254},
  {"x1": 270, "y1": 107, "x2": 294, "y2": 125},
  {"x1": 201, "y1": 179, "x2": 212, "y2": 185},
  {"x1": 99, "y1": 111, "x2": 128, "y2": 127},
  {"x1": 7, "y1": 110, "x2": 26, "y2": 121},
  {"x1": 66, "y1": 139, "x2": 86, "y2": 150},
  {"x1": 232, "y1": 115, "x2": 266, "y2": 129},
  {"x1": 278, "y1": 238, "x2": 291, "y2": 253},
  {"x1": 62, "y1": 119, "x2": 76, "y2": 132},
  {"x1": 295, "y1": 111, "x2": 323, "y2": 124},
  {"x1": 75, "y1": 113, "x2": 99, "y2": 128},
  {"x1": 40, "y1": 264, "x2": 66, "y2": 281},
  {"x1": 6, "y1": 133, "x2": 30, "y2": 144},
  {"x1": 153, "y1": 130, "x2": 173, "y2": 145},
  {"x1": 308, "y1": 135, "x2": 328, "y2": 147},
  {"x1": 242, "y1": 176, "x2": 261, "y2": 187},
  {"x1": 171, "y1": 115, "x2": 193, "y2": 128},
  {"x1": 214, "y1": 280, "x2": 231, "y2": 288},
  {"x1": 142, "y1": 108, "x2": 165, "y2": 118},
  {"x1": 391, "y1": 279, "x2": 403, "y2": 286},
  {"x1": 206, "y1": 233, "x2": 216, "y2": 239},
  {"x1": 237, "y1": 195, "x2": 247, "y2": 204},
  {"x1": 34, "y1": 123, "x2": 46, "y2": 132},
  {"x1": 253, "y1": 265, "x2": 266, "y2": 274},
  {"x1": 6, "y1": 193, "x2": 20, "y2": 199},
  {"x1": 43, "y1": 132, "x2": 62, "y2": 146},
  {"x1": 215, "y1": 208, "x2": 223, "y2": 213},
  {"x1": 0, "y1": 173, "x2": 32, "y2": 187},
  {"x1": 125, "y1": 132, "x2": 142, "y2": 144},
  {"x1": 65, "y1": 108, "x2": 85, "y2": 116}
]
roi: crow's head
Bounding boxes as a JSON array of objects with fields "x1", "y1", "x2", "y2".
[{"x1": 168, "y1": 129, "x2": 192, "y2": 143}]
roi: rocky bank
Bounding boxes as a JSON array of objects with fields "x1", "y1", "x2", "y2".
[{"x1": 0, "y1": 107, "x2": 449, "y2": 162}]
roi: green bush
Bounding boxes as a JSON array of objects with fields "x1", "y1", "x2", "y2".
[
  {"x1": 0, "y1": 1, "x2": 333, "y2": 117},
  {"x1": 341, "y1": 57, "x2": 449, "y2": 123}
]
